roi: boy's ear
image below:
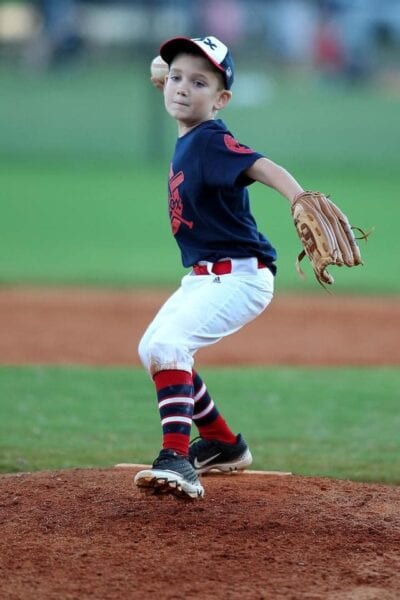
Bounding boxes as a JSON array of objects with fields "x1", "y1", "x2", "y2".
[{"x1": 214, "y1": 90, "x2": 232, "y2": 110}]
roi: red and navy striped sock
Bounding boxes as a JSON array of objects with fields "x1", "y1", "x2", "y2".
[
  {"x1": 192, "y1": 370, "x2": 236, "y2": 444},
  {"x1": 153, "y1": 369, "x2": 194, "y2": 457}
]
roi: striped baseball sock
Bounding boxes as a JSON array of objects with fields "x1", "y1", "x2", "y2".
[
  {"x1": 192, "y1": 370, "x2": 236, "y2": 444},
  {"x1": 153, "y1": 369, "x2": 194, "y2": 457}
]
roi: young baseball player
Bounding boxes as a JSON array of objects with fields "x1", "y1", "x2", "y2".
[{"x1": 134, "y1": 35, "x2": 304, "y2": 500}]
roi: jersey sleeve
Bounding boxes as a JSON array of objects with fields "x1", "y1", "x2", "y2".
[{"x1": 202, "y1": 131, "x2": 264, "y2": 188}]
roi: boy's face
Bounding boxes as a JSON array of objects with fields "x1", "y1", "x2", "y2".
[{"x1": 164, "y1": 53, "x2": 231, "y2": 133}]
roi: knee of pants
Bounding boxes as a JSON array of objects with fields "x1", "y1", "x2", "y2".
[
  {"x1": 138, "y1": 335, "x2": 193, "y2": 376},
  {"x1": 137, "y1": 334, "x2": 150, "y2": 371}
]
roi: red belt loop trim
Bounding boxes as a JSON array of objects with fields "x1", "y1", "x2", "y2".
[{"x1": 192, "y1": 259, "x2": 268, "y2": 276}]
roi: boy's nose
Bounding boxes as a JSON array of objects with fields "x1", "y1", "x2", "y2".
[{"x1": 177, "y1": 85, "x2": 188, "y2": 96}]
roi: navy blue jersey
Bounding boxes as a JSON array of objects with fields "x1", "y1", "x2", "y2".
[{"x1": 168, "y1": 119, "x2": 277, "y2": 271}]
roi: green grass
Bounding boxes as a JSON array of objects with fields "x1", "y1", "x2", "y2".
[
  {"x1": 2, "y1": 64, "x2": 399, "y2": 170},
  {"x1": 0, "y1": 159, "x2": 179, "y2": 286},
  {"x1": 1, "y1": 64, "x2": 399, "y2": 292},
  {"x1": 1, "y1": 366, "x2": 399, "y2": 484},
  {"x1": 0, "y1": 158, "x2": 395, "y2": 292}
]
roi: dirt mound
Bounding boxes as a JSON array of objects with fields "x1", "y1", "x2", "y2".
[
  {"x1": 1, "y1": 287, "x2": 399, "y2": 598},
  {"x1": 1, "y1": 468, "x2": 399, "y2": 599}
]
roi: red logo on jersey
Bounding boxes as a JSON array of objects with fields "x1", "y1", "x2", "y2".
[
  {"x1": 168, "y1": 166, "x2": 193, "y2": 235},
  {"x1": 224, "y1": 134, "x2": 254, "y2": 154}
]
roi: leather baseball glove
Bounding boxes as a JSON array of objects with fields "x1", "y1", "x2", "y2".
[{"x1": 291, "y1": 191, "x2": 370, "y2": 287}]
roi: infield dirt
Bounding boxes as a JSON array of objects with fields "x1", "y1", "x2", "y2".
[
  {"x1": 0, "y1": 287, "x2": 399, "y2": 365},
  {"x1": 1, "y1": 468, "x2": 399, "y2": 600},
  {"x1": 0, "y1": 287, "x2": 399, "y2": 599}
]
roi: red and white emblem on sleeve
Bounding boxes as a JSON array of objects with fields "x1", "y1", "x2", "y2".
[{"x1": 223, "y1": 134, "x2": 254, "y2": 154}]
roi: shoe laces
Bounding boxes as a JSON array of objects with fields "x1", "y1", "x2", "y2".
[{"x1": 153, "y1": 448, "x2": 180, "y2": 467}]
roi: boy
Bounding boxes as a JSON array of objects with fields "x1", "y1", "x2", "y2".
[{"x1": 134, "y1": 35, "x2": 304, "y2": 499}]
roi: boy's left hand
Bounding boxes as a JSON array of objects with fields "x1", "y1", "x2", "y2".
[{"x1": 291, "y1": 191, "x2": 372, "y2": 287}]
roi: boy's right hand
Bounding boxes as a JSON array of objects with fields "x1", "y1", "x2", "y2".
[
  {"x1": 150, "y1": 55, "x2": 168, "y2": 91},
  {"x1": 150, "y1": 76, "x2": 165, "y2": 91}
]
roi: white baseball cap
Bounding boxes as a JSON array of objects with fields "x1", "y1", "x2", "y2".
[{"x1": 160, "y1": 35, "x2": 235, "y2": 89}]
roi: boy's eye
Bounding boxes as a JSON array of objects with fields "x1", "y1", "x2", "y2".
[{"x1": 194, "y1": 80, "x2": 206, "y2": 87}]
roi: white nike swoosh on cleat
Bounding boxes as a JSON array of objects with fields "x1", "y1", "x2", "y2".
[{"x1": 194, "y1": 453, "x2": 221, "y2": 469}]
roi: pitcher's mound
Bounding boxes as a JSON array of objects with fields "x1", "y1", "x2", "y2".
[{"x1": 1, "y1": 468, "x2": 399, "y2": 599}]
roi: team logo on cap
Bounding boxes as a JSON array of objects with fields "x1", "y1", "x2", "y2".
[
  {"x1": 193, "y1": 36, "x2": 228, "y2": 65},
  {"x1": 202, "y1": 37, "x2": 218, "y2": 51}
]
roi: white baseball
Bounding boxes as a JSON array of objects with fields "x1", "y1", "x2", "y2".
[{"x1": 150, "y1": 55, "x2": 169, "y2": 88}]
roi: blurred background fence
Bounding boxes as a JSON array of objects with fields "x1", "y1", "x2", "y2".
[
  {"x1": 2, "y1": 0, "x2": 400, "y2": 79},
  {"x1": 2, "y1": 0, "x2": 400, "y2": 162},
  {"x1": 1, "y1": 0, "x2": 399, "y2": 289}
]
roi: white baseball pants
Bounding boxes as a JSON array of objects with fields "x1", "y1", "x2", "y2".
[{"x1": 138, "y1": 257, "x2": 274, "y2": 376}]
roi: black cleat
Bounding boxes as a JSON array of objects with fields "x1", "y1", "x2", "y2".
[
  {"x1": 134, "y1": 449, "x2": 205, "y2": 499},
  {"x1": 189, "y1": 434, "x2": 252, "y2": 474}
]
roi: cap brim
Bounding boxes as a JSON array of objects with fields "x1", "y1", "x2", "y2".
[{"x1": 160, "y1": 37, "x2": 225, "y2": 76}]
